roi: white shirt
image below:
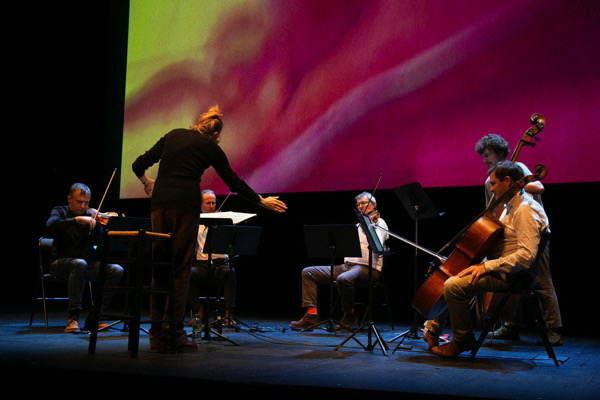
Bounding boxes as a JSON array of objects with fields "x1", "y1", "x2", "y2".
[
  {"x1": 196, "y1": 225, "x2": 228, "y2": 261},
  {"x1": 344, "y1": 218, "x2": 389, "y2": 271},
  {"x1": 484, "y1": 191, "x2": 549, "y2": 274}
]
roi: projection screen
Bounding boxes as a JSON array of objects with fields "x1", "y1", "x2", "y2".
[{"x1": 120, "y1": 0, "x2": 600, "y2": 199}]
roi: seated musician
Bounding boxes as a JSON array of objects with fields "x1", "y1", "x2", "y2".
[
  {"x1": 187, "y1": 190, "x2": 237, "y2": 327},
  {"x1": 423, "y1": 161, "x2": 550, "y2": 357},
  {"x1": 45, "y1": 183, "x2": 124, "y2": 333},
  {"x1": 290, "y1": 192, "x2": 389, "y2": 331}
]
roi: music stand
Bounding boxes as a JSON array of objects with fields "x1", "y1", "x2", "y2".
[
  {"x1": 201, "y1": 222, "x2": 262, "y2": 345},
  {"x1": 335, "y1": 209, "x2": 389, "y2": 355},
  {"x1": 302, "y1": 224, "x2": 362, "y2": 333},
  {"x1": 96, "y1": 217, "x2": 152, "y2": 333},
  {"x1": 389, "y1": 182, "x2": 441, "y2": 351}
]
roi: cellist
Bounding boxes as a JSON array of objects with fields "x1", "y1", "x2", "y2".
[
  {"x1": 475, "y1": 134, "x2": 563, "y2": 346},
  {"x1": 424, "y1": 161, "x2": 550, "y2": 358}
]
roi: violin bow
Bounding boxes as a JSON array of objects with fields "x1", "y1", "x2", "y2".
[
  {"x1": 216, "y1": 191, "x2": 232, "y2": 212},
  {"x1": 94, "y1": 168, "x2": 117, "y2": 221},
  {"x1": 363, "y1": 173, "x2": 382, "y2": 215}
]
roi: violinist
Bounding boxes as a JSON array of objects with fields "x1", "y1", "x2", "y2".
[
  {"x1": 475, "y1": 134, "x2": 563, "y2": 346},
  {"x1": 187, "y1": 190, "x2": 238, "y2": 327},
  {"x1": 290, "y1": 192, "x2": 389, "y2": 331},
  {"x1": 426, "y1": 162, "x2": 550, "y2": 358},
  {"x1": 45, "y1": 183, "x2": 124, "y2": 333}
]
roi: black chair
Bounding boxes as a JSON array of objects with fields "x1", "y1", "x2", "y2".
[
  {"x1": 87, "y1": 217, "x2": 177, "y2": 358},
  {"x1": 355, "y1": 265, "x2": 395, "y2": 330},
  {"x1": 334, "y1": 255, "x2": 395, "y2": 330},
  {"x1": 470, "y1": 235, "x2": 559, "y2": 366},
  {"x1": 29, "y1": 237, "x2": 93, "y2": 328}
]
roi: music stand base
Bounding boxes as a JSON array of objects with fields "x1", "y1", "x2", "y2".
[
  {"x1": 197, "y1": 325, "x2": 239, "y2": 346},
  {"x1": 335, "y1": 322, "x2": 389, "y2": 356}
]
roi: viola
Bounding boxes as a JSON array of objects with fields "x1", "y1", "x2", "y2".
[{"x1": 412, "y1": 164, "x2": 548, "y2": 320}]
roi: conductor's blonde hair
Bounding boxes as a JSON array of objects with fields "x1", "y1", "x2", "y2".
[{"x1": 192, "y1": 105, "x2": 223, "y2": 141}]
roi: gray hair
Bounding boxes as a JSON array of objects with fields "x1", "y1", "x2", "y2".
[
  {"x1": 69, "y1": 183, "x2": 91, "y2": 197},
  {"x1": 355, "y1": 191, "x2": 376, "y2": 206}
]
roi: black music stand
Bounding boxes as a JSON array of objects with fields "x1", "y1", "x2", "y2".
[
  {"x1": 389, "y1": 182, "x2": 441, "y2": 351},
  {"x1": 201, "y1": 222, "x2": 262, "y2": 345},
  {"x1": 96, "y1": 217, "x2": 153, "y2": 334},
  {"x1": 335, "y1": 209, "x2": 389, "y2": 355},
  {"x1": 302, "y1": 224, "x2": 362, "y2": 333}
]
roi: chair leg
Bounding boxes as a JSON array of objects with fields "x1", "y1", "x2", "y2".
[
  {"x1": 88, "y1": 235, "x2": 109, "y2": 355},
  {"x1": 471, "y1": 292, "x2": 512, "y2": 359},
  {"x1": 381, "y1": 283, "x2": 395, "y2": 330},
  {"x1": 29, "y1": 278, "x2": 50, "y2": 329},
  {"x1": 524, "y1": 292, "x2": 559, "y2": 366}
]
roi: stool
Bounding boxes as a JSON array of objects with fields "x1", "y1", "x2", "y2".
[
  {"x1": 471, "y1": 288, "x2": 560, "y2": 366},
  {"x1": 88, "y1": 229, "x2": 176, "y2": 358}
]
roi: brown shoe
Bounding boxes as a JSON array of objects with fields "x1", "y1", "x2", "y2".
[
  {"x1": 431, "y1": 340, "x2": 475, "y2": 358},
  {"x1": 65, "y1": 317, "x2": 80, "y2": 333},
  {"x1": 290, "y1": 312, "x2": 319, "y2": 330},
  {"x1": 175, "y1": 331, "x2": 198, "y2": 352},
  {"x1": 336, "y1": 312, "x2": 358, "y2": 331},
  {"x1": 423, "y1": 328, "x2": 439, "y2": 350}
]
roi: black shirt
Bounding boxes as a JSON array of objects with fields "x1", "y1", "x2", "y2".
[
  {"x1": 46, "y1": 205, "x2": 102, "y2": 261},
  {"x1": 132, "y1": 129, "x2": 261, "y2": 214}
]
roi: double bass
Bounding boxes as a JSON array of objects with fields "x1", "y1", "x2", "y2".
[{"x1": 411, "y1": 163, "x2": 548, "y2": 320}]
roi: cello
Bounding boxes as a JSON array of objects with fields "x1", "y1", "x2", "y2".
[{"x1": 411, "y1": 163, "x2": 548, "y2": 320}]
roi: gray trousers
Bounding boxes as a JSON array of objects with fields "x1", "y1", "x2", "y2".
[
  {"x1": 531, "y1": 244, "x2": 562, "y2": 329},
  {"x1": 300, "y1": 263, "x2": 380, "y2": 313}
]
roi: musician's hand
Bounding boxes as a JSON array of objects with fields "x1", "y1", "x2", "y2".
[
  {"x1": 458, "y1": 263, "x2": 487, "y2": 284},
  {"x1": 76, "y1": 215, "x2": 97, "y2": 230},
  {"x1": 259, "y1": 196, "x2": 288, "y2": 213},
  {"x1": 143, "y1": 179, "x2": 154, "y2": 197}
]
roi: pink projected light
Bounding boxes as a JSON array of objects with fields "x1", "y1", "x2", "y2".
[{"x1": 122, "y1": 0, "x2": 600, "y2": 198}]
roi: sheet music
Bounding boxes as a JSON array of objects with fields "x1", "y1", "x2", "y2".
[{"x1": 200, "y1": 211, "x2": 256, "y2": 225}]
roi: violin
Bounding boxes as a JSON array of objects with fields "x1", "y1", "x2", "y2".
[
  {"x1": 88, "y1": 168, "x2": 122, "y2": 228},
  {"x1": 88, "y1": 209, "x2": 120, "y2": 226},
  {"x1": 367, "y1": 210, "x2": 380, "y2": 224}
]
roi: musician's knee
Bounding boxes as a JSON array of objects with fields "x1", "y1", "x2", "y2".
[{"x1": 443, "y1": 275, "x2": 463, "y2": 299}]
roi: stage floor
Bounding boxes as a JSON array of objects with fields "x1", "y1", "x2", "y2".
[{"x1": 2, "y1": 307, "x2": 598, "y2": 399}]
